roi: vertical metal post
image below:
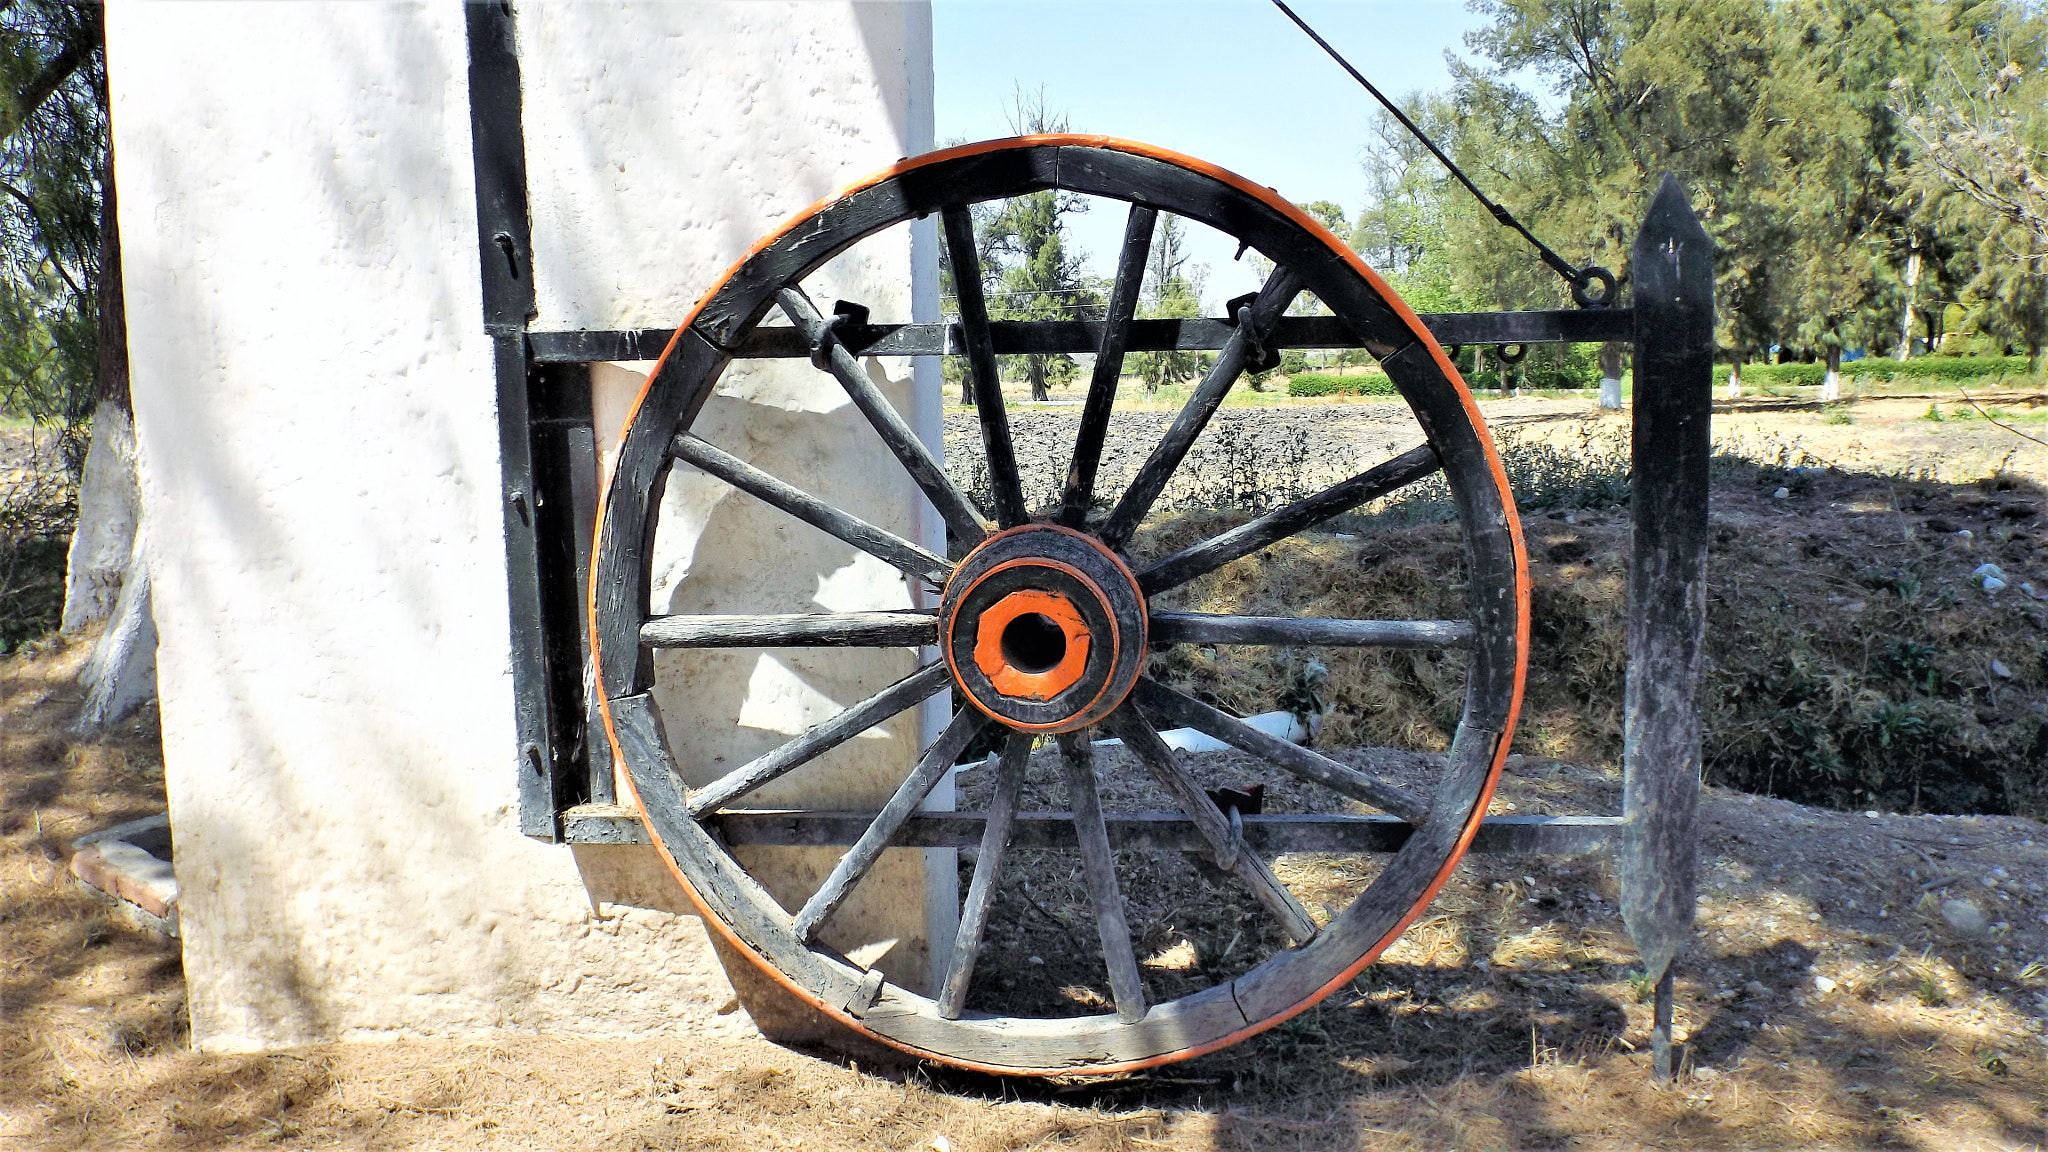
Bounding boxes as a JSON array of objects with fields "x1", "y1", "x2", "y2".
[
  {"x1": 531, "y1": 364, "x2": 604, "y2": 806},
  {"x1": 1621, "y1": 174, "x2": 1714, "y2": 1081},
  {"x1": 466, "y1": 2, "x2": 559, "y2": 838}
]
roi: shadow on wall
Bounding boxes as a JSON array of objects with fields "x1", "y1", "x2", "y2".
[
  {"x1": 631, "y1": 352, "x2": 944, "y2": 993},
  {"x1": 112, "y1": 8, "x2": 730, "y2": 1049}
]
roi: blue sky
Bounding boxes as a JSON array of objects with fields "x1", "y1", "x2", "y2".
[{"x1": 932, "y1": 0, "x2": 1491, "y2": 306}]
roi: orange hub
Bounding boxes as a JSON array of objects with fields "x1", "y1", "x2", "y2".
[
  {"x1": 972, "y1": 588, "x2": 1093, "y2": 700},
  {"x1": 938, "y1": 524, "x2": 1148, "y2": 733}
]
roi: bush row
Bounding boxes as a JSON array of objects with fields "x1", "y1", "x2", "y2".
[
  {"x1": 1714, "y1": 355, "x2": 2037, "y2": 387},
  {"x1": 1285, "y1": 371, "x2": 1398, "y2": 397}
]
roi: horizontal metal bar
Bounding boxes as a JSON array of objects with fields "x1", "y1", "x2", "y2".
[
  {"x1": 528, "y1": 309, "x2": 1634, "y2": 364},
  {"x1": 529, "y1": 328, "x2": 677, "y2": 362},
  {"x1": 561, "y1": 805, "x2": 1622, "y2": 856}
]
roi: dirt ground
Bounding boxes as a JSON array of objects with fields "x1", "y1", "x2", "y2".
[{"x1": 6, "y1": 391, "x2": 2048, "y2": 1150}]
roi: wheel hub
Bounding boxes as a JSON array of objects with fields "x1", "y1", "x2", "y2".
[{"x1": 939, "y1": 524, "x2": 1147, "y2": 733}]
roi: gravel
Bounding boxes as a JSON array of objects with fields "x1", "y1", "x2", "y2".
[{"x1": 940, "y1": 399, "x2": 1564, "y2": 516}]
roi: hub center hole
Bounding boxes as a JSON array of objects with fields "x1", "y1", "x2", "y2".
[{"x1": 1000, "y1": 613, "x2": 1068, "y2": 674}]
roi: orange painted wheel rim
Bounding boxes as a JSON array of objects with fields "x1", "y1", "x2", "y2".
[{"x1": 588, "y1": 135, "x2": 1530, "y2": 1077}]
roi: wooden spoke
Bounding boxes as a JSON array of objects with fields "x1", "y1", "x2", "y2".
[
  {"x1": 1137, "y1": 443, "x2": 1442, "y2": 595},
  {"x1": 1058, "y1": 204, "x2": 1157, "y2": 528},
  {"x1": 1103, "y1": 707, "x2": 1319, "y2": 944},
  {"x1": 641, "y1": 611, "x2": 937, "y2": 649},
  {"x1": 1097, "y1": 267, "x2": 1306, "y2": 548},
  {"x1": 686, "y1": 661, "x2": 952, "y2": 816},
  {"x1": 1129, "y1": 678, "x2": 1429, "y2": 824},
  {"x1": 935, "y1": 731, "x2": 1031, "y2": 1019},
  {"x1": 1056, "y1": 731, "x2": 1148, "y2": 1022},
  {"x1": 940, "y1": 207, "x2": 1029, "y2": 528},
  {"x1": 776, "y1": 286, "x2": 988, "y2": 544},
  {"x1": 669, "y1": 433, "x2": 950, "y2": 585},
  {"x1": 791, "y1": 706, "x2": 991, "y2": 941},
  {"x1": 1149, "y1": 613, "x2": 1471, "y2": 649}
]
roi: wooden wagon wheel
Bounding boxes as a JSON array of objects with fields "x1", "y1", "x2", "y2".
[{"x1": 591, "y1": 135, "x2": 1528, "y2": 1075}]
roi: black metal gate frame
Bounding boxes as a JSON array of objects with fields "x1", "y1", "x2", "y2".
[{"x1": 462, "y1": 3, "x2": 1712, "y2": 1078}]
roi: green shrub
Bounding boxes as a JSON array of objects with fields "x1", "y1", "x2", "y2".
[
  {"x1": 0, "y1": 469, "x2": 73, "y2": 654},
  {"x1": 1285, "y1": 371, "x2": 1397, "y2": 398},
  {"x1": 1714, "y1": 355, "x2": 2035, "y2": 388},
  {"x1": 1521, "y1": 343, "x2": 1600, "y2": 390}
]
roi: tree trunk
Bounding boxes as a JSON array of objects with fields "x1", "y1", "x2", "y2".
[
  {"x1": 64, "y1": 148, "x2": 139, "y2": 632},
  {"x1": 2029, "y1": 339, "x2": 2042, "y2": 378},
  {"x1": 1819, "y1": 344, "x2": 1842, "y2": 402},
  {"x1": 73, "y1": 522, "x2": 156, "y2": 735},
  {"x1": 1897, "y1": 246, "x2": 1920, "y2": 362},
  {"x1": 1727, "y1": 357, "x2": 1743, "y2": 399},
  {"x1": 1598, "y1": 341, "x2": 1623, "y2": 409},
  {"x1": 66, "y1": 137, "x2": 158, "y2": 734},
  {"x1": 1027, "y1": 357, "x2": 1048, "y2": 402},
  {"x1": 61, "y1": 405, "x2": 138, "y2": 631}
]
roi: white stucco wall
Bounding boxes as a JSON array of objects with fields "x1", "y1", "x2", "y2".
[
  {"x1": 522, "y1": 2, "x2": 949, "y2": 995},
  {"x1": 107, "y1": 1, "x2": 935, "y2": 1051}
]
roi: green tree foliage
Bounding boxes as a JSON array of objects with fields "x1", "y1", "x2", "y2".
[
  {"x1": 981, "y1": 186, "x2": 1102, "y2": 400},
  {"x1": 1132, "y1": 211, "x2": 1206, "y2": 392},
  {"x1": 1351, "y1": 94, "x2": 1473, "y2": 314},
  {"x1": 936, "y1": 88, "x2": 1102, "y2": 404},
  {"x1": 0, "y1": 3, "x2": 104, "y2": 463},
  {"x1": 1898, "y1": 20, "x2": 2048, "y2": 370},
  {"x1": 1353, "y1": 0, "x2": 2046, "y2": 375}
]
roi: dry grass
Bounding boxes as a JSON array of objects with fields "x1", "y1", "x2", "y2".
[
  {"x1": 1130, "y1": 408, "x2": 2048, "y2": 819},
  {"x1": 5, "y1": 395, "x2": 2048, "y2": 1149},
  {"x1": 7, "y1": 632, "x2": 2043, "y2": 1149}
]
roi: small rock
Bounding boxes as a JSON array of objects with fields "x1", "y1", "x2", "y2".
[
  {"x1": 1027, "y1": 955, "x2": 1045, "y2": 965},
  {"x1": 1942, "y1": 898, "x2": 1992, "y2": 935},
  {"x1": 1991, "y1": 659, "x2": 2013, "y2": 679},
  {"x1": 1864, "y1": 810, "x2": 1882, "y2": 819},
  {"x1": 1773, "y1": 487, "x2": 1790, "y2": 499},
  {"x1": 1985, "y1": 577, "x2": 2008, "y2": 594},
  {"x1": 1692, "y1": 1065, "x2": 1721, "y2": 1082},
  {"x1": 1744, "y1": 980, "x2": 1771, "y2": 998},
  {"x1": 1814, "y1": 975, "x2": 1837, "y2": 993},
  {"x1": 1975, "y1": 562, "x2": 2008, "y2": 582}
]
